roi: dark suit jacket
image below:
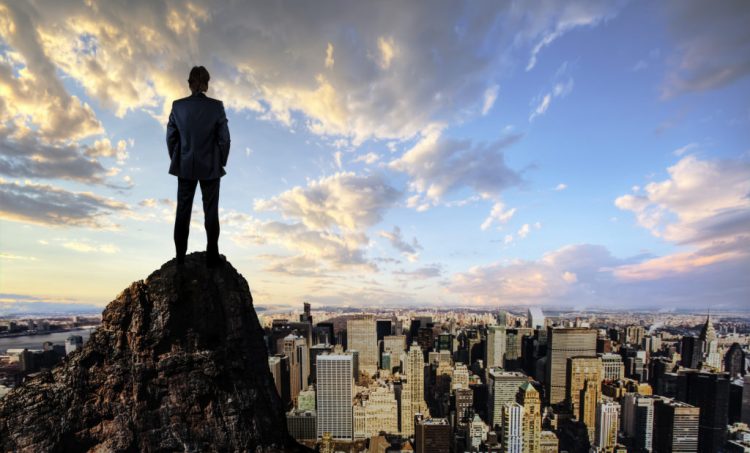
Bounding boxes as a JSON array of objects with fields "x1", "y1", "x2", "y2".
[{"x1": 166, "y1": 92, "x2": 230, "y2": 180}]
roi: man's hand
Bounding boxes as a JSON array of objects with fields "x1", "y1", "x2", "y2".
[{"x1": 166, "y1": 106, "x2": 180, "y2": 159}]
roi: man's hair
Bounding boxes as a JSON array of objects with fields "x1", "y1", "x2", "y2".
[{"x1": 188, "y1": 66, "x2": 210, "y2": 93}]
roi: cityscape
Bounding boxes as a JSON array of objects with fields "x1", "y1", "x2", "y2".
[{"x1": 5, "y1": 304, "x2": 748, "y2": 452}]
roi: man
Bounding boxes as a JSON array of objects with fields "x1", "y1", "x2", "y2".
[{"x1": 166, "y1": 66, "x2": 230, "y2": 267}]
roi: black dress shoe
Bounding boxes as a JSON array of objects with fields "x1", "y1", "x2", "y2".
[{"x1": 206, "y1": 254, "x2": 225, "y2": 268}]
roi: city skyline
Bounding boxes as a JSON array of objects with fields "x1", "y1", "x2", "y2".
[{"x1": 1, "y1": 1, "x2": 749, "y2": 312}]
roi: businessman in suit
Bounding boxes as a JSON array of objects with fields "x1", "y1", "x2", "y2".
[{"x1": 166, "y1": 66, "x2": 230, "y2": 267}]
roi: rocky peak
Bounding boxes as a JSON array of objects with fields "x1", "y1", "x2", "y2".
[{"x1": 0, "y1": 253, "x2": 311, "y2": 452}]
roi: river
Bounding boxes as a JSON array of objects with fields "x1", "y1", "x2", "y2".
[{"x1": 0, "y1": 327, "x2": 96, "y2": 353}]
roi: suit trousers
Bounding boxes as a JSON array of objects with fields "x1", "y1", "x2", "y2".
[{"x1": 174, "y1": 177, "x2": 220, "y2": 260}]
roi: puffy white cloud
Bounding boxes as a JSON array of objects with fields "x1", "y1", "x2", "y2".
[
  {"x1": 662, "y1": 0, "x2": 750, "y2": 96},
  {"x1": 555, "y1": 183, "x2": 567, "y2": 191},
  {"x1": 390, "y1": 127, "x2": 522, "y2": 209},
  {"x1": 481, "y1": 201, "x2": 516, "y2": 231},
  {"x1": 254, "y1": 172, "x2": 400, "y2": 232},
  {"x1": 481, "y1": 85, "x2": 499, "y2": 115}
]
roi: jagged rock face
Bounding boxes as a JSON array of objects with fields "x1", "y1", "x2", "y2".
[{"x1": 0, "y1": 253, "x2": 311, "y2": 453}]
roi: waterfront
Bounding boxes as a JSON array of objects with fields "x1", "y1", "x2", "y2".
[{"x1": 0, "y1": 328, "x2": 95, "y2": 352}]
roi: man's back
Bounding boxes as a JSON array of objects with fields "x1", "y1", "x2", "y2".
[{"x1": 167, "y1": 92, "x2": 230, "y2": 180}]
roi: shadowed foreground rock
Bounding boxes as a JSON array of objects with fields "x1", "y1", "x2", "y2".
[{"x1": 0, "y1": 253, "x2": 311, "y2": 452}]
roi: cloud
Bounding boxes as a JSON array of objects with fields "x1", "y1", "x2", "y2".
[
  {"x1": 481, "y1": 201, "x2": 516, "y2": 231},
  {"x1": 517, "y1": 223, "x2": 531, "y2": 239},
  {"x1": 481, "y1": 85, "x2": 499, "y2": 115},
  {"x1": 662, "y1": 0, "x2": 750, "y2": 96},
  {"x1": 390, "y1": 127, "x2": 522, "y2": 209},
  {"x1": 62, "y1": 241, "x2": 120, "y2": 254},
  {"x1": 379, "y1": 226, "x2": 422, "y2": 261},
  {"x1": 0, "y1": 179, "x2": 127, "y2": 228},
  {"x1": 254, "y1": 172, "x2": 400, "y2": 232},
  {"x1": 555, "y1": 183, "x2": 567, "y2": 191},
  {"x1": 0, "y1": 1, "x2": 622, "y2": 147},
  {"x1": 393, "y1": 265, "x2": 442, "y2": 280},
  {"x1": 353, "y1": 152, "x2": 380, "y2": 165},
  {"x1": 529, "y1": 76, "x2": 574, "y2": 122},
  {"x1": 614, "y1": 154, "x2": 750, "y2": 284}
]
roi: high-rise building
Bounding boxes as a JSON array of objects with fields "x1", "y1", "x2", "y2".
[
  {"x1": 65, "y1": 335, "x2": 83, "y2": 355},
  {"x1": 316, "y1": 354, "x2": 353, "y2": 440},
  {"x1": 454, "y1": 387, "x2": 474, "y2": 426},
  {"x1": 505, "y1": 328, "x2": 533, "y2": 369},
  {"x1": 453, "y1": 363, "x2": 470, "y2": 390},
  {"x1": 699, "y1": 314, "x2": 721, "y2": 370},
  {"x1": 467, "y1": 414, "x2": 488, "y2": 450},
  {"x1": 376, "y1": 319, "x2": 392, "y2": 342},
  {"x1": 362, "y1": 385, "x2": 398, "y2": 436},
  {"x1": 653, "y1": 398, "x2": 699, "y2": 453},
  {"x1": 486, "y1": 325, "x2": 507, "y2": 368},
  {"x1": 742, "y1": 375, "x2": 750, "y2": 425},
  {"x1": 625, "y1": 325, "x2": 645, "y2": 346},
  {"x1": 268, "y1": 354, "x2": 291, "y2": 408},
  {"x1": 595, "y1": 399, "x2": 621, "y2": 452},
  {"x1": 517, "y1": 382, "x2": 541, "y2": 453},
  {"x1": 539, "y1": 431, "x2": 559, "y2": 453},
  {"x1": 527, "y1": 307, "x2": 545, "y2": 329},
  {"x1": 621, "y1": 394, "x2": 655, "y2": 452},
  {"x1": 501, "y1": 402, "x2": 524, "y2": 453},
  {"x1": 401, "y1": 342, "x2": 429, "y2": 436},
  {"x1": 566, "y1": 355, "x2": 603, "y2": 442},
  {"x1": 300, "y1": 302, "x2": 312, "y2": 324},
  {"x1": 680, "y1": 336, "x2": 702, "y2": 369},
  {"x1": 297, "y1": 388, "x2": 316, "y2": 411},
  {"x1": 281, "y1": 334, "x2": 309, "y2": 404},
  {"x1": 599, "y1": 353, "x2": 625, "y2": 381},
  {"x1": 724, "y1": 343, "x2": 746, "y2": 378},
  {"x1": 677, "y1": 370, "x2": 730, "y2": 452},
  {"x1": 347, "y1": 316, "x2": 378, "y2": 376},
  {"x1": 487, "y1": 368, "x2": 527, "y2": 429},
  {"x1": 315, "y1": 322, "x2": 335, "y2": 345},
  {"x1": 546, "y1": 327, "x2": 597, "y2": 405},
  {"x1": 383, "y1": 335, "x2": 407, "y2": 367},
  {"x1": 414, "y1": 415, "x2": 450, "y2": 453},
  {"x1": 286, "y1": 409, "x2": 316, "y2": 441}
]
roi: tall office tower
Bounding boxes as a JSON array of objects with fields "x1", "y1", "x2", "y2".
[
  {"x1": 539, "y1": 431, "x2": 559, "y2": 453},
  {"x1": 315, "y1": 322, "x2": 335, "y2": 345},
  {"x1": 678, "y1": 370, "x2": 730, "y2": 452},
  {"x1": 437, "y1": 333, "x2": 453, "y2": 352},
  {"x1": 467, "y1": 414, "x2": 488, "y2": 450},
  {"x1": 376, "y1": 319, "x2": 392, "y2": 341},
  {"x1": 595, "y1": 399, "x2": 621, "y2": 452},
  {"x1": 546, "y1": 327, "x2": 597, "y2": 405},
  {"x1": 309, "y1": 343, "x2": 333, "y2": 383},
  {"x1": 453, "y1": 363, "x2": 469, "y2": 389},
  {"x1": 268, "y1": 354, "x2": 289, "y2": 406},
  {"x1": 501, "y1": 402, "x2": 524, "y2": 453},
  {"x1": 505, "y1": 328, "x2": 533, "y2": 370},
  {"x1": 566, "y1": 356, "x2": 603, "y2": 420},
  {"x1": 599, "y1": 353, "x2": 625, "y2": 381},
  {"x1": 363, "y1": 386, "x2": 399, "y2": 436},
  {"x1": 316, "y1": 354, "x2": 354, "y2": 440},
  {"x1": 347, "y1": 315, "x2": 378, "y2": 376},
  {"x1": 414, "y1": 416, "x2": 451, "y2": 453},
  {"x1": 699, "y1": 314, "x2": 721, "y2": 370},
  {"x1": 416, "y1": 327, "x2": 435, "y2": 359},
  {"x1": 621, "y1": 394, "x2": 655, "y2": 452},
  {"x1": 381, "y1": 351, "x2": 392, "y2": 372},
  {"x1": 401, "y1": 343, "x2": 428, "y2": 436},
  {"x1": 486, "y1": 325, "x2": 507, "y2": 368},
  {"x1": 653, "y1": 398, "x2": 699, "y2": 453},
  {"x1": 487, "y1": 368, "x2": 528, "y2": 429},
  {"x1": 643, "y1": 335, "x2": 662, "y2": 354},
  {"x1": 497, "y1": 310, "x2": 509, "y2": 326},
  {"x1": 528, "y1": 307, "x2": 545, "y2": 329},
  {"x1": 282, "y1": 333, "x2": 309, "y2": 404},
  {"x1": 517, "y1": 382, "x2": 541, "y2": 453},
  {"x1": 724, "y1": 343, "x2": 746, "y2": 378},
  {"x1": 383, "y1": 335, "x2": 407, "y2": 365},
  {"x1": 625, "y1": 325, "x2": 645, "y2": 346},
  {"x1": 454, "y1": 387, "x2": 474, "y2": 426},
  {"x1": 581, "y1": 380, "x2": 601, "y2": 443},
  {"x1": 300, "y1": 302, "x2": 312, "y2": 323},
  {"x1": 680, "y1": 336, "x2": 702, "y2": 369},
  {"x1": 348, "y1": 350, "x2": 360, "y2": 379}
]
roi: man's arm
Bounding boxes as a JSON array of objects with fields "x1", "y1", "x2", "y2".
[
  {"x1": 166, "y1": 105, "x2": 180, "y2": 159},
  {"x1": 216, "y1": 102, "x2": 230, "y2": 167}
]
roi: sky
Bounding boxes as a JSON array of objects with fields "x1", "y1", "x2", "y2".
[{"x1": 0, "y1": 0, "x2": 748, "y2": 313}]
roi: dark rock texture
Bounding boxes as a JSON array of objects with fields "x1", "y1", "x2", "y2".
[{"x1": 0, "y1": 253, "x2": 311, "y2": 453}]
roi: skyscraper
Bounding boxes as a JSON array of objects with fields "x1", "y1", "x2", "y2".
[
  {"x1": 486, "y1": 325, "x2": 507, "y2": 368},
  {"x1": 653, "y1": 398, "x2": 699, "y2": 453},
  {"x1": 414, "y1": 415, "x2": 450, "y2": 453},
  {"x1": 724, "y1": 342, "x2": 746, "y2": 378},
  {"x1": 621, "y1": 393, "x2": 655, "y2": 452},
  {"x1": 317, "y1": 354, "x2": 354, "y2": 440},
  {"x1": 281, "y1": 333, "x2": 309, "y2": 404},
  {"x1": 566, "y1": 356, "x2": 603, "y2": 421},
  {"x1": 487, "y1": 368, "x2": 527, "y2": 429},
  {"x1": 401, "y1": 342, "x2": 428, "y2": 436},
  {"x1": 383, "y1": 335, "x2": 407, "y2": 367},
  {"x1": 454, "y1": 387, "x2": 474, "y2": 426},
  {"x1": 546, "y1": 327, "x2": 597, "y2": 405},
  {"x1": 599, "y1": 353, "x2": 625, "y2": 381},
  {"x1": 501, "y1": 402, "x2": 524, "y2": 453},
  {"x1": 347, "y1": 315, "x2": 378, "y2": 376},
  {"x1": 517, "y1": 382, "x2": 541, "y2": 453},
  {"x1": 680, "y1": 336, "x2": 702, "y2": 369},
  {"x1": 699, "y1": 314, "x2": 721, "y2": 370},
  {"x1": 595, "y1": 399, "x2": 621, "y2": 452},
  {"x1": 527, "y1": 307, "x2": 545, "y2": 329}
]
